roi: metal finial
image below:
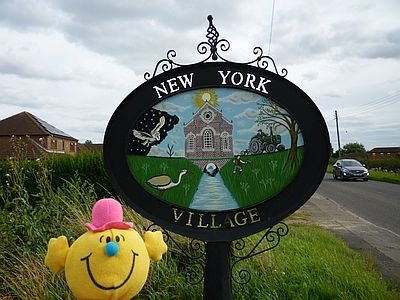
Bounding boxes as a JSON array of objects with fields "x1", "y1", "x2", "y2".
[
  {"x1": 144, "y1": 15, "x2": 287, "y2": 80},
  {"x1": 206, "y1": 15, "x2": 219, "y2": 60}
]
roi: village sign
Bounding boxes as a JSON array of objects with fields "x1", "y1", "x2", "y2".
[{"x1": 104, "y1": 16, "x2": 330, "y2": 243}]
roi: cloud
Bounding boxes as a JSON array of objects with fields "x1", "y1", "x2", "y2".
[
  {"x1": 0, "y1": 0, "x2": 399, "y2": 150},
  {"x1": 237, "y1": 122, "x2": 287, "y2": 135},
  {"x1": 234, "y1": 139, "x2": 248, "y2": 145},
  {"x1": 219, "y1": 91, "x2": 262, "y2": 104},
  {"x1": 237, "y1": 123, "x2": 263, "y2": 135},
  {"x1": 234, "y1": 108, "x2": 258, "y2": 120},
  {"x1": 302, "y1": 72, "x2": 318, "y2": 81},
  {"x1": 147, "y1": 145, "x2": 165, "y2": 157},
  {"x1": 153, "y1": 101, "x2": 190, "y2": 113},
  {"x1": 0, "y1": 1, "x2": 67, "y2": 30}
]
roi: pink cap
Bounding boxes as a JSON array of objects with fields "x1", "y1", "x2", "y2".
[{"x1": 85, "y1": 198, "x2": 133, "y2": 232}]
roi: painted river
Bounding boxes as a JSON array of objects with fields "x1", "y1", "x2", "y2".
[{"x1": 189, "y1": 172, "x2": 238, "y2": 211}]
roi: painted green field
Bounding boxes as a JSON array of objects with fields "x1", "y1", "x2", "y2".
[
  {"x1": 127, "y1": 155, "x2": 203, "y2": 207},
  {"x1": 220, "y1": 148, "x2": 304, "y2": 207}
]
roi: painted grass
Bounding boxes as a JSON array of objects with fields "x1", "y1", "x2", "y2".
[
  {"x1": 220, "y1": 148, "x2": 304, "y2": 208},
  {"x1": 127, "y1": 155, "x2": 203, "y2": 208}
]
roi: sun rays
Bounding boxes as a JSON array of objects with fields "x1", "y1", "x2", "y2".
[{"x1": 193, "y1": 89, "x2": 218, "y2": 108}]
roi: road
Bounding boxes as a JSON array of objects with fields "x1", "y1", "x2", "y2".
[
  {"x1": 304, "y1": 174, "x2": 400, "y2": 284},
  {"x1": 316, "y1": 174, "x2": 400, "y2": 235}
]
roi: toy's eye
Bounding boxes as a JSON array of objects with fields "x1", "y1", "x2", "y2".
[
  {"x1": 121, "y1": 234, "x2": 125, "y2": 241},
  {"x1": 116, "y1": 236, "x2": 120, "y2": 242},
  {"x1": 99, "y1": 235, "x2": 104, "y2": 243},
  {"x1": 106, "y1": 236, "x2": 111, "y2": 243}
]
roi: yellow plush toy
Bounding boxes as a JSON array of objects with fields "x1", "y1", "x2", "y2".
[{"x1": 45, "y1": 198, "x2": 168, "y2": 300}]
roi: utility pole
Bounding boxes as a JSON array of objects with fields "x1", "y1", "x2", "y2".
[{"x1": 335, "y1": 110, "x2": 341, "y2": 159}]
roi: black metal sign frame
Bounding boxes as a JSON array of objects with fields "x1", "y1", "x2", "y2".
[{"x1": 104, "y1": 61, "x2": 329, "y2": 243}]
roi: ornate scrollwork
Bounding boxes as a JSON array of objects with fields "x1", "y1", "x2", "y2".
[
  {"x1": 230, "y1": 222, "x2": 289, "y2": 284},
  {"x1": 144, "y1": 15, "x2": 287, "y2": 80},
  {"x1": 146, "y1": 224, "x2": 206, "y2": 284}
]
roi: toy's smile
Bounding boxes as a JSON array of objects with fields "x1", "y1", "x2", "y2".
[{"x1": 81, "y1": 250, "x2": 139, "y2": 290}]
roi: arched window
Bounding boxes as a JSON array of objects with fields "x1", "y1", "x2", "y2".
[
  {"x1": 187, "y1": 134, "x2": 195, "y2": 151},
  {"x1": 221, "y1": 132, "x2": 229, "y2": 150},
  {"x1": 203, "y1": 129, "x2": 213, "y2": 149}
]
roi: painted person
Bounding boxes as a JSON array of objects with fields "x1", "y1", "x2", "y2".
[{"x1": 233, "y1": 155, "x2": 250, "y2": 174}]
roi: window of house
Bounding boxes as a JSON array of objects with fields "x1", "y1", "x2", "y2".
[
  {"x1": 50, "y1": 139, "x2": 57, "y2": 150},
  {"x1": 187, "y1": 134, "x2": 195, "y2": 151},
  {"x1": 203, "y1": 129, "x2": 213, "y2": 149},
  {"x1": 70, "y1": 142, "x2": 76, "y2": 152},
  {"x1": 62, "y1": 141, "x2": 65, "y2": 150},
  {"x1": 221, "y1": 132, "x2": 229, "y2": 150}
]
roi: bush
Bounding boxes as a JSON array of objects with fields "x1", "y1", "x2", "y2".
[
  {"x1": 329, "y1": 156, "x2": 400, "y2": 172},
  {"x1": 0, "y1": 152, "x2": 113, "y2": 207}
]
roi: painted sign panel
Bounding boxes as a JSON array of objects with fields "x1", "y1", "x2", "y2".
[
  {"x1": 127, "y1": 88, "x2": 304, "y2": 211},
  {"x1": 104, "y1": 62, "x2": 330, "y2": 241}
]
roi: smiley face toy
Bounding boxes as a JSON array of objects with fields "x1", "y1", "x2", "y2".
[{"x1": 45, "y1": 198, "x2": 168, "y2": 300}]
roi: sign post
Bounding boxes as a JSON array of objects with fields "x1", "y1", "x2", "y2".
[
  {"x1": 204, "y1": 242, "x2": 232, "y2": 299},
  {"x1": 104, "y1": 15, "x2": 329, "y2": 298}
]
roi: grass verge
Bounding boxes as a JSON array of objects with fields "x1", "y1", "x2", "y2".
[{"x1": 0, "y1": 155, "x2": 399, "y2": 299}]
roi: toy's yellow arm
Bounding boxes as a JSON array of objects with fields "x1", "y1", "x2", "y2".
[
  {"x1": 44, "y1": 236, "x2": 69, "y2": 275},
  {"x1": 144, "y1": 231, "x2": 168, "y2": 262}
]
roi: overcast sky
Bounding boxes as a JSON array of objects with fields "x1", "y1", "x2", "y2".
[{"x1": 1, "y1": 0, "x2": 399, "y2": 151}]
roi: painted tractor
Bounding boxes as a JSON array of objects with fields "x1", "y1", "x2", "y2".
[{"x1": 248, "y1": 128, "x2": 285, "y2": 154}]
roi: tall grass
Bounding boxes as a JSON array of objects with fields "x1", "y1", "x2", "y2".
[
  {"x1": 0, "y1": 151, "x2": 112, "y2": 207},
  {"x1": 0, "y1": 154, "x2": 399, "y2": 299}
]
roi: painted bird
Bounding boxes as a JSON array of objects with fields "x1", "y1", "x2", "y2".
[
  {"x1": 147, "y1": 169, "x2": 188, "y2": 192},
  {"x1": 133, "y1": 116, "x2": 165, "y2": 146}
]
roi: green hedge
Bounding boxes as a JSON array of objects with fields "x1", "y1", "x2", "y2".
[
  {"x1": 0, "y1": 152, "x2": 113, "y2": 207},
  {"x1": 329, "y1": 157, "x2": 400, "y2": 172}
]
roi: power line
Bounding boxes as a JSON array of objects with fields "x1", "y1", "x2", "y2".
[
  {"x1": 340, "y1": 92, "x2": 400, "y2": 118},
  {"x1": 268, "y1": 0, "x2": 275, "y2": 55}
]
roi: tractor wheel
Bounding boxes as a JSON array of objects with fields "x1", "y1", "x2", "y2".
[
  {"x1": 249, "y1": 139, "x2": 262, "y2": 154},
  {"x1": 277, "y1": 144, "x2": 286, "y2": 151},
  {"x1": 266, "y1": 144, "x2": 276, "y2": 153}
]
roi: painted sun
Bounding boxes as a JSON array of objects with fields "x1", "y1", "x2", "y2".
[{"x1": 193, "y1": 89, "x2": 218, "y2": 108}]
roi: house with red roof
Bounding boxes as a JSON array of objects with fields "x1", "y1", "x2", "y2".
[
  {"x1": 0, "y1": 112, "x2": 78, "y2": 159},
  {"x1": 367, "y1": 147, "x2": 400, "y2": 159}
]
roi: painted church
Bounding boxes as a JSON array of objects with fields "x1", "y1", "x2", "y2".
[{"x1": 183, "y1": 103, "x2": 233, "y2": 158}]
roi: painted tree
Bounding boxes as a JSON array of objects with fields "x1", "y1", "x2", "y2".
[
  {"x1": 166, "y1": 144, "x2": 175, "y2": 157},
  {"x1": 257, "y1": 99, "x2": 301, "y2": 166}
]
